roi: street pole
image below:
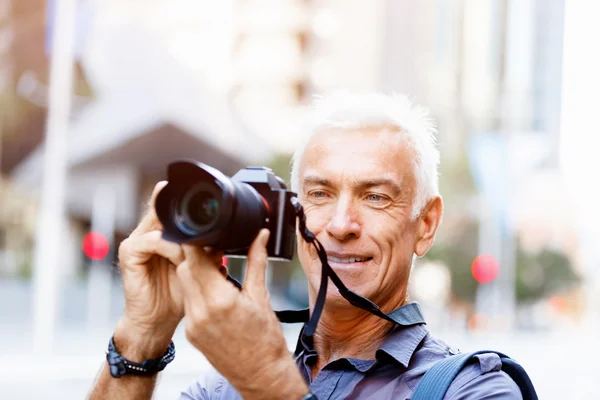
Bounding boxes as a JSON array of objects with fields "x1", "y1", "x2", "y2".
[
  {"x1": 31, "y1": 0, "x2": 77, "y2": 355},
  {"x1": 86, "y1": 185, "x2": 116, "y2": 333}
]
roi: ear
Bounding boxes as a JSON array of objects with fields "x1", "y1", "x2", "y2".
[{"x1": 414, "y1": 196, "x2": 443, "y2": 257}]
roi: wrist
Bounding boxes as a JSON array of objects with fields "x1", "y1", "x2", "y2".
[{"x1": 114, "y1": 318, "x2": 175, "y2": 362}]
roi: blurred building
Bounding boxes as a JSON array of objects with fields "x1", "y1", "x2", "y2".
[
  {"x1": 2, "y1": 0, "x2": 275, "y2": 278},
  {"x1": 0, "y1": 0, "x2": 584, "y2": 325},
  {"x1": 0, "y1": 0, "x2": 48, "y2": 277}
]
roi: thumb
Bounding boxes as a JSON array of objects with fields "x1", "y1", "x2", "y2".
[{"x1": 243, "y1": 229, "x2": 270, "y2": 296}]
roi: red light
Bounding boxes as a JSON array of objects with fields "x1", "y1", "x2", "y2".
[
  {"x1": 222, "y1": 256, "x2": 228, "y2": 267},
  {"x1": 83, "y1": 232, "x2": 110, "y2": 261},
  {"x1": 471, "y1": 254, "x2": 499, "y2": 284}
]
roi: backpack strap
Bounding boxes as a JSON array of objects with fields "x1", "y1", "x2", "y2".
[{"x1": 412, "y1": 350, "x2": 538, "y2": 400}]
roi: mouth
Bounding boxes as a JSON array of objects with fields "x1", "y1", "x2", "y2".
[{"x1": 326, "y1": 255, "x2": 373, "y2": 266}]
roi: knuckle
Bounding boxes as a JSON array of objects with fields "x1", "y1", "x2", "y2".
[
  {"x1": 176, "y1": 261, "x2": 190, "y2": 278},
  {"x1": 207, "y1": 295, "x2": 236, "y2": 316},
  {"x1": 117, "y1": 239, "x2": 132, "y2": 263},
  {"x1": 171, "y1": 247, "x2": 185, "y2": 266},
  {"x1": 186, "y1": 310, "x2": 207, "y2": 333},
  {"x1": 184, "y1": 324, "x2": 197, "y2": 345},
  {"x1": 145, "y1": 230, "x2": 161, "y2": 243},
  {"x1": 118, "y1": 237, "x2": 131, "y2": 253}
]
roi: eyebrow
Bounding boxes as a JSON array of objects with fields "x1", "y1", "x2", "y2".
[
  {"x1": 302, "y1": 175, "x2": 402, "y2": 195},
  {"x1": 355, "y1": 178, "x2": 402, "y2": 195},
  {"x1": 302, "y1": 175, "x2": 333, "y2": 187}
]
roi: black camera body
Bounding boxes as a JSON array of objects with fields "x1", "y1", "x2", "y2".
[{"x1": 155, "y1": 160, "x2": 297, "y2": 261}]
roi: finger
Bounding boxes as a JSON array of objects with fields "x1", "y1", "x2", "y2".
[
  {"x1": 176, "y1": 252, "x2": 237, "y2": 314},
  {"x1": 176, "y1": 264, "x2": 209, "y2": 347},
  {"x1": 202, "y1": 246, "x2": 225, "y2": 265},
  {"x1": 243, "y1": 229, "x2": 270, "y2": 296},
  {"x1": 180, "y1": 244, "x2": 231, "y2": 296},
  {"x1": 122, "y1": 230, "x2": 185, "y2": 267},
  {"x1": 177, "y1": 260, "x2": 207, "y2": 311},
  {"x1": 131, "y1": 181, "x2": 168, "y2": 236}
]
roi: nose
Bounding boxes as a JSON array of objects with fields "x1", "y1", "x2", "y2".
[{"x1": 326, "y1": 195, "x2": 361, "y2": 241}]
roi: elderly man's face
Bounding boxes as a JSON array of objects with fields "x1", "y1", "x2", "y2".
[{"x1": 297, "y1": 126, "x2": 435, "y2": 310}]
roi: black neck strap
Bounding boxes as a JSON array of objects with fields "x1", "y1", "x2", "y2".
[{"x1": 226, "y1": 197, "x2": 423, "y2": 339}]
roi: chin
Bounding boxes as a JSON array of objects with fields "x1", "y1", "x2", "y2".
[
  {"x1": 318, "y1": 279, "x2": 371, "y2": 304},
  {"x1": 323, "y1": 290, "x2": 353, "y2": 309}
]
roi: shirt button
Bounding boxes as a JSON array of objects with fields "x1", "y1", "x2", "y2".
[{"x1": 449, "y1": 347, "x2": 460, "y2": 355}]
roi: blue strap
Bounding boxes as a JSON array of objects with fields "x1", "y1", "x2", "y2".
[
  {"x1": 499, "y1": 357, "x2": 538, "y2": 399},
  {"x1": 412, "y1": 350, "x2": 538, "y2": 400}
]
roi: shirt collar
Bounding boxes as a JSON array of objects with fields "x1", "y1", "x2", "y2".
[
  {"x1": 376, "y1": 322, "x2": 428, "y2": 368},
  {"x1": 293, "y1": 302, "x2": 427, "y2": 367}
]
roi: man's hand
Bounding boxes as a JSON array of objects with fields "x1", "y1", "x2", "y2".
[
  {"x1": 115, "y1": 181, "x2": 187, "y2": 358},
  {"x1": 90, "y1": 182, "x2": 194, "y2": 400},
  {"x1": 177, "y1": 229, "x2": 309, "y2": 399}
]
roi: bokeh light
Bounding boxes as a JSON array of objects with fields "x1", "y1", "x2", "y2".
[
  {"x1": 82, "y1": 232, "x2": 110, "y2": 261},
  {"x1": 471, "y1": 254, "x2": 500, "y2": 284}
]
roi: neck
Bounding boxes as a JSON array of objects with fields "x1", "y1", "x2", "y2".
[{"x1": 309, "y1": 296, "x2": 405, "y2": 378}]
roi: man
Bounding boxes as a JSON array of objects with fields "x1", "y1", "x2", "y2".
[{"x1": 89, "y1": 93, "x2": 522, "y2": 399}]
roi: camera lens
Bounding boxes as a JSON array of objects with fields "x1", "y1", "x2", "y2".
[
  {"x1": 185, "y1": 189, "x2": 219, "y2": 226},
  {"x1": 156, "y1": 161, "x2": 282, "y2": 254},
  {"x1": 176, "y1": 183, "x2": 221, "y2": 234}
]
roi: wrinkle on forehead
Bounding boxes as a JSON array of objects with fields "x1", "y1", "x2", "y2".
[{"x1": 298, "y1": 126, "x2": 417, "y2": 197}]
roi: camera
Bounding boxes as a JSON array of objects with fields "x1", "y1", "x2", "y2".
[{"x1": 155, "y1": 160, "x2": 297, "y2": 261}]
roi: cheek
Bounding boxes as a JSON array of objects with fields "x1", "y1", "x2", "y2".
[
  {"x1": 296, "y1": 238, "x2": 312, "y2": 265},
  {"x1": 297, "y1": 208, "x2": 330, "y2": 273},
  {"x1": 370, "y1": 216, "x2": 412, "y2": 267},
  {"x1": 296, "y1": 227, "x2": 318, "y2": 266},
  {"x1": 303, "y1": 206, "x2": 331, "y2": 235},
  {"x1": 381, "y1": 224, "x2": 415, "y2": 275}
]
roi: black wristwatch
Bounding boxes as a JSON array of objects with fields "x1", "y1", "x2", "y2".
[{"x1": 106, "y1": 336, "x2": 175, "y2": 378}]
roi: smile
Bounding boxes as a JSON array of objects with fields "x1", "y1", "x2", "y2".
[{"x1": 327, "y1": 256, "x2": 372, "y2": 264}]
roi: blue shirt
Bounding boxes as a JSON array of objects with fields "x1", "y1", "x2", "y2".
[{"x1": 179, "y1": 303, "x2": 522, "y2": 399}]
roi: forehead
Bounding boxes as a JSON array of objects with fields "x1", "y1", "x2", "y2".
[{"x1": 299, "y1": 126, "x2": 416, "y2": 188}]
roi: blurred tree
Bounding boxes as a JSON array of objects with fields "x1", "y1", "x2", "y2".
[
  {"x1": 438, "y1": 153, "x2": 477, "y2": 199},
  {"x1": 423, "y1": 227, "x2": 581, "y2": 306},
  {"x1": 266, "y1": 152, "x2": 295, "y2": 187},
  {"x1": 515, "y1": 245, "x2": 580, "y2": 303},
  {"x1": 421, "y1": 151, "x2": 481, "y2": 303},
  {"x1": 422, "y1": 220, "x2": 480, "y2": 303}
]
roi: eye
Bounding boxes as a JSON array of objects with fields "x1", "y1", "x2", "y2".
[
  {"x1": 366, "y1": 193, "x2": 385, "y2": 202},
  {"x1": 308, "y1": 190, "x2": 329, "y2": 199}
]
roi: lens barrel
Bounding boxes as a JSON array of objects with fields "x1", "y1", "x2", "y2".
[
  {"x1": 174, "y1": 182, "x2": 221, "y2": 235},
  {"x1": 155, "y1": 161, "x2": 268, "y2": 251}
]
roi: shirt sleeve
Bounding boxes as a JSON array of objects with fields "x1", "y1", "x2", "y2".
[
  {"x1": 177, "y1": 368, "x2": 226, "y2": 400},
  {"x1": 444, "y1": 353, "x2": 523, "y2": 400},
  {"x1": 177, "y1": 367, "x2": 244, "y2": 400},
  {"x1": 178, "y1": 383, "x2": 210, "y2": 400}
]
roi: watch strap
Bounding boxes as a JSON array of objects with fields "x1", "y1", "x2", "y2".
[{"x1": 106, "y1": 336, "x2": 175, "y2": 378}]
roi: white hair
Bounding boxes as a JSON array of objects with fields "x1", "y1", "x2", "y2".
[{"x1": 290, "y1": 92, "x2": 440, "y2": 218}]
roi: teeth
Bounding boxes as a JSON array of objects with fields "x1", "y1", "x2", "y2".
[{"x1": 328, "y1": 256, "x2": 369, "y2": 263}]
